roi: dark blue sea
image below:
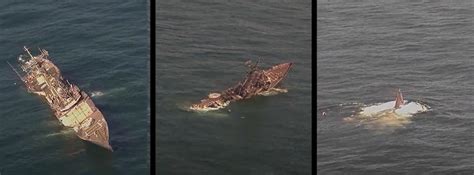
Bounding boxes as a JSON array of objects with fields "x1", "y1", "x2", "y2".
[
  {"x1": 157, "y1": 0, "x2": 312, "y2": 174},
  {"x1": 0, "y1": 1, "x2": 149, "y2": 174},
  {"x1": 318, "y1": 0, "x2": 474, "y2": 174}
]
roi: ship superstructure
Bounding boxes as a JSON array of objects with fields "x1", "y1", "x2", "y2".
[
  {"x1": 11, "y1": 46, "x2": 112, "y2": 151},
  {"x1": 190, "y1": 61, "x2": 293, "y2": 111}
]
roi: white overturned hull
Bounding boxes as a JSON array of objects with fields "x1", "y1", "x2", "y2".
[{"x1": 359, "y1": 100, "x2": 429, "y2": 117}]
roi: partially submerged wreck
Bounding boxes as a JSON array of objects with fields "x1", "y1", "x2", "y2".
[
  {"x1": 9, "y1": 46, "x2": 112, "y2": 151},
  {"x1": 190, "y1": 61, "x2": 293, "y2": 111}
]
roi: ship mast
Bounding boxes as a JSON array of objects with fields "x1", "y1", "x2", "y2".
[
  {"x1": 24, "y1": 46, "x2": 34, "y2": 59},
  {"x1": 7, "y1": 61, "x2": 25, "y2": 82}
]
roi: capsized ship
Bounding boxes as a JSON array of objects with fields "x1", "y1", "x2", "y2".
[
  {"x1": 9, "y1": 46, "x2": 112, "y2": 151},
  {"x1": 190, "y1": 61, "x2": 293, "y2": 111}
]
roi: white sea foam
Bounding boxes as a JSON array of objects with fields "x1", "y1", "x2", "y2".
[
  {"x1": 44, "y1": 129, "x2": 75, "y2": 138},
  {"x1": 189, "y1": 101, "x2": 230, "y2": 112},
  {"x1": 188, "y1": 87, "x2": 286, "y2": 112},
  {"x1": 90, "y1": 91, "x2": 105, "y2": 97},
  {"x1": 90, "y1": 87, "x2": 127, "y2": 98},
  {"x1": 258, "y1": 88, "x2": 288, "y2": 96}
]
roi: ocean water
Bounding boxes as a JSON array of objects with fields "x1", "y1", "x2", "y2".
[
  {"x1": 317, "y1": 0, "x2": 474, "y2": 174},
  {"x1": 0, "y1": 1, "x2": 149, "y2": 174},
  {"x1": 157, "y1": 0, "x2": 312, "y2": 174}
]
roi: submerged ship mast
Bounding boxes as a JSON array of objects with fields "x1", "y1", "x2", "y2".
[{"x1": 7, "y1": 61, "x2": 25, "y2": 83}]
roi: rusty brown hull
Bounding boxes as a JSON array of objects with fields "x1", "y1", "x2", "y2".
[
  {"x1": 16, "y1": 47, "x2": 112, "y2": 151},
  {"x1": 263, "y1": 62, "x2": 293, "y2": 89},
  {"x1": 73, "y1": 93, "x2": 112, "y2": 151},
  {"x1": 191, "y1": 62, "x2": 293, "y2": 111}
]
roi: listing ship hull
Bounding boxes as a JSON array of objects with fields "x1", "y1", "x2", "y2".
[
  {"x1": 12, "y1": 47, "x2": 112, "y2": 151},
  {"x1": 190, "y1": 61, "x2": 293, "y2": 111}
]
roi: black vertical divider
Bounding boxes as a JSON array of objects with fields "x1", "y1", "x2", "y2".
[
  {"x1": 312, "y1": 0, "x2": 316, "y2": 174},
  {"x1": 150, "y1": 0, "x2": 157, "y2": 174}
]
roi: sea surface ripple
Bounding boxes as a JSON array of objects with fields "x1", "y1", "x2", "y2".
[{"x1": 317, "y1": 0, "x2": 474, "y2": 174}]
